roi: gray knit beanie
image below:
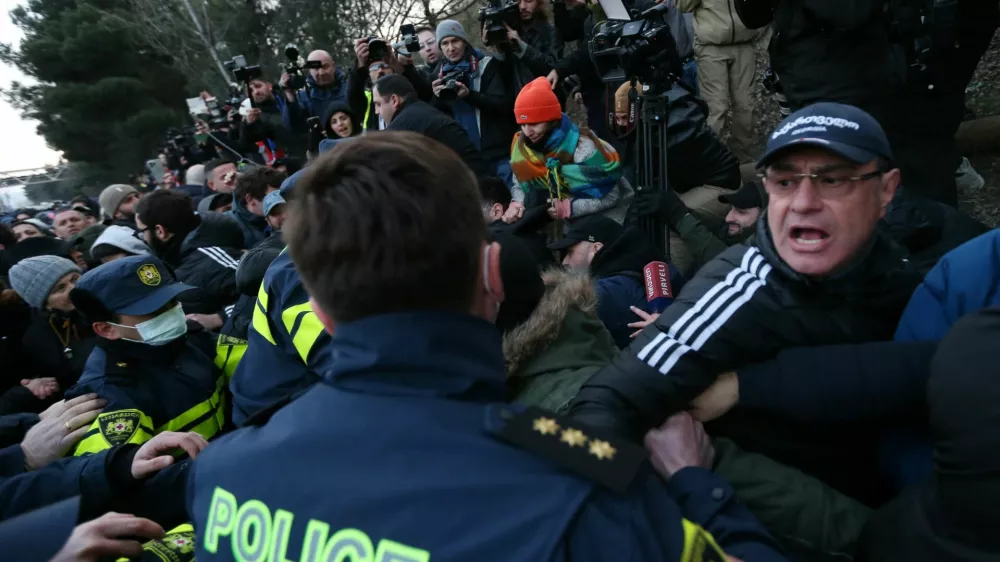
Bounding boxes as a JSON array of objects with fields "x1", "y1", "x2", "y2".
[
  {"x1": 98, "y1": 184, "x2": 139, "y2": 219},
  {"x1": 436, "y1": 20, "x2": 469, "y2": 48},
  {"x1": 8, "y1": 255, "x2": 81, "y2": 310}
]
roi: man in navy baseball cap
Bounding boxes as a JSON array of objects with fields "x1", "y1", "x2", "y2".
[
  {"x1": 755, "y1": 102, "x2": 900, "y2": 277},
  {"x1": 73, "y1": 254, "x2": 194, "y2": 321}
]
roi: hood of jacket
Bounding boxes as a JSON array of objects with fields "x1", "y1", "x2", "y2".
[
  {"x1": 503, "y1": 269, "x2": 617, "y2": 410},
  {"x1": 182, "y1": 211, "x2": 246, "y2": 254},
  {"x1": 321, "y1": 101, "x2": 361, "y2": 139},
  {"x1": 229, "y1": 194, "x2": 269, "y2": 235},
  {"x1": 589, "y1": 226, "x2": 663, "y2": 280}
]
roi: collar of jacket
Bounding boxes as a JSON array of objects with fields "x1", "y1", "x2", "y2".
[
  {"x1": 307, "y1": 69, "x2": 347, "y2": 93},
  {"x1": 230, "y1": 194, "x2": 268, "y2": 231},
  {"x1": 97, "y1": 331, "x2": 190, "y2": 365},
  {"x1": 323, "y1": 311, "x2": 507, "y2": 402},
  {"x1": 754, "y1": 210, "x2": 905, "y2": 294}
]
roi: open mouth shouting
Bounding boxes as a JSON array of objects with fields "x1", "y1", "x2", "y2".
[{"x1": 789, "y1": 226, "x2": 831, "y2": 251}]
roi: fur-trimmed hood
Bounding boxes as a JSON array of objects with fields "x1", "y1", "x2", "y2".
[{"x1": 503, "y1": 268, "x2": 618, "y2": 411}]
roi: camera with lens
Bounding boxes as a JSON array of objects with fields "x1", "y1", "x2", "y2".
[
  {"x1": 438, "y1": 69, "x2": 470, "y2": 102},
  {"x1": 366, "y1": 37, "x2": 390, "y2": 62},
  {"x1": 479, "y1": 0, "x2": 520, "y2": 47},
  {"x1": 282, "y1": 44, "x2": 323, "y2": 90},
  {"x1": 589, "y1": 3, "x2": 681, "y2": 90},
  {"x1": 224, "y1": 54, "x2": 262, "y2": 84}
]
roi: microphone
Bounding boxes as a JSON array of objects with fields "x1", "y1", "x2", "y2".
[{"x1": 643, "y1": 261, "x2": 673, "y2": 313}]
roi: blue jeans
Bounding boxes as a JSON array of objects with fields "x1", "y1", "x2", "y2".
[
  {"x1": 682, "y1": 59, "x2": 700, "y2": 96},
  {"x1": 495, "y1": 159, "x2": 514, "y2": 189}
]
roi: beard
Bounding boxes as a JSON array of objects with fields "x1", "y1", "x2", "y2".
[{"x1": 148, "y1": 235, "x2": 177, "y2": 259}]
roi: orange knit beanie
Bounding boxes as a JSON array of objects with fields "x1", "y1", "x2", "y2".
[{"x1": 514, "y1": 77, "x2": 562, "y2": 124}]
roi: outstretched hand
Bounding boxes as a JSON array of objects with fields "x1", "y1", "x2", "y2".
[
  {"x1": 132, "y1": 431, "x2": 210, "y2": 479},
  {"x1": 49, "y1": 512, "x2": 164, "y2": 562}
]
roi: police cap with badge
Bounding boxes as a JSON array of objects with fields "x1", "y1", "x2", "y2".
[{"x1": 70, "y1": 255, "x2": 195, "y2": 322}]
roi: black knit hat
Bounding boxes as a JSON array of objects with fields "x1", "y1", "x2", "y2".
[{"x1": 493, "y1": 232, "x2": 545, "y2": 334}]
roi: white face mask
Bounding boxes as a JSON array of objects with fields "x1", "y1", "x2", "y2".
[{"x1": 112, "y1": 303, "x2": 188, "y2": 346}]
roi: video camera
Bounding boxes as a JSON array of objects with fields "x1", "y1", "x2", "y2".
[
  {"x1": 282, "y1": 44, "x2": 323, "y2": 90},
  {"x1": 589, "y1": 0, "x2": 682, "y2": 91},
  {"x1": 438, "y1": 69, "x2": 471, "y2": 101},
  {"x1": 366, "y1": 37, "x2": 391, "y2": 62},
  {"x1": 479, "y1": 0, "x2": 520, "y2": 47},
  {"x1": 224, "y1": 55, "x2": 262, "y2": 84}
]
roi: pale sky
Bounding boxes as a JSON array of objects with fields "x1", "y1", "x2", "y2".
[{"x1": 0, "y1": 0, "x2": 63, "y2": 173}]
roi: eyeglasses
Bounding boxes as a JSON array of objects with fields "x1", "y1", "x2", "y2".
[
  {"x1": 368, "y1": 62, "x2": 390, "y2": 72},
  {"x1": 759, "y1": 170, "x2": 883, "y2": 199}
]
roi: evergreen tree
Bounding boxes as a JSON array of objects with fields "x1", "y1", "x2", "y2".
[{"x1": 1, "y1": 0, "x2": 189, "y2": 185}]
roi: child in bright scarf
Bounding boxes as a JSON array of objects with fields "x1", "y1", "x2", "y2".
[{"x1": 508, "y1": 77, "x2": 633, "y2": 224}]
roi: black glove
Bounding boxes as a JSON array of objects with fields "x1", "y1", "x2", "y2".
[{"x1": 632, "y1": 187, "x2": 689, "y2": 228}]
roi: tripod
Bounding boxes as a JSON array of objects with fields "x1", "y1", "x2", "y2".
[{"x1": 630, "y1": 82, "x2": 673, "y2": 261}]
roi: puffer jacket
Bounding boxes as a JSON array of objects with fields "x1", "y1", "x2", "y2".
[
  {"x1": 678, "y1": 0, "x2": 763, "y2": 46},
  {"x1": 570, "y1": 212, "x2": 923, "y2": 504},
  {"x1": 504, "y1": 269, "x2": 618, "y2": 413}
]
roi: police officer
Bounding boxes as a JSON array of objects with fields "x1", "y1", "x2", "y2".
[
  {"x1": 227, "y1": 175, "x2": 332, "y2": 426},
  {"x1": 187, "y1": 133, "x2": 785, "y2": 561},
  {"x1": 65, "y1": 255, "x2": 228, "y2": 455}
]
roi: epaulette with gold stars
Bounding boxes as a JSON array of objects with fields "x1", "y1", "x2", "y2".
[{"x1": 485, "y1": 404, "x2": 648, "y2": 493}]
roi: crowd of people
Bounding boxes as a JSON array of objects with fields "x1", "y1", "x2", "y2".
[{"x1": 0, "y1": 0, "x2": 998, "y2": 560}]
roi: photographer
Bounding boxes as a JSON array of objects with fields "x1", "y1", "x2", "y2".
[
  {"x1": 518, "y1": 0, "x2": 563, "y2": 67},
  {"x1": 348, "y1": 37, "x2": 433, "y2": 132},
  {"x1": 240, "y1": 76, "x2": 308, "y2": 162},
  {"x1": 431, "y1": 20, "x2": 519, "y2": 184},
  {"x1": 280, "y1": 50, "x2": 350, "y2": 127}
]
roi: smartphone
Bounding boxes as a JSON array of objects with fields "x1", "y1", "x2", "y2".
[
  {"x1": 401, "y1": 24, "x2": 415, "y2": 36},
  {"x1": 147, "y1": 159, "x2": 166, "y2": 181}
]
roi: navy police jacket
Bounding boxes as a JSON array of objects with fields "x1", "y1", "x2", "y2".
[
  {"x1": 229, "y1": 252, "x2": 332, "y2": 425},
  {"x1": 66, "y1": 328, "x2": 227, "y2": 456},
  {"x1": 189, "y1": 312, "x2": 785, "y2": 561}
]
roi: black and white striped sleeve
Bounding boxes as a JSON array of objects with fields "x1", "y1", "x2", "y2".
[{"x1": 570, "y1": 245, "x2": 777, "y2": 438}]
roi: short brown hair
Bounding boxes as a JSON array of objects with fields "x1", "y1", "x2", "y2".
[
  {"x1": 285, "y1": 131, "x2": 486, "y2": 322},
  {"x1": 234, "y1": 166, "x2": 287, "y2": 203}
]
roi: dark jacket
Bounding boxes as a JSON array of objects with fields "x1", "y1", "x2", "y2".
[
  {"x1": 432, "y1": 54, "x2": 518, "y2": 164},
  {"x1": 588, "y1": 227, "x2": 684, "y2": 349},
  {"x1": 65, "y1": 328, "x2": 226, "y2": 456},
  {"x1": 229, "y1": 251, "x2": 331, "y2": 426},
  {"x1": 160, "y1": 214, "x2": 243, "y2": 318},
  {"x1": 216, "y1": 233, "x2": 285, "y2": 380},
  {"x1": 347, "y1": 64, "x2": 433, "y2": 132},
  {"x1": 521, "y1": 18, "x2": 563, "y2": 67},
  {"x1": 240, "y1": 95, "x2": 308, "y2": 160},
  {"x1": 387, "y1": 100, "x2": 489, "y2": 177},
  {"x1": 189, "y1": 312, "x2": 786, "y2": 562},
  {"x1": 613, "y1": 80, "x2": 739, "y2": 194},
  {"x1": 859, "y1": 308, "x2": 1000, "y2": 562},
  {"x1": 895, "y1": 228, "x2": 1000, "y2": 342},
  {"x1": 287, "y1": 70, "x2": 350, "y2": 128},
  {"x1": 308, "y1": 102, "x2": 361, "y2": 153},
  {"x1": 570, "y1": 213, "x2": 922, "y2": 504},
  {"x1": 226, "y1": 197, "x2": 269, "y2": 250},
  {"x1": 0, "y1": 310, "x2": 97, "y2": 416},
  {"x1": 880, "y1": 190, "x2": 988, "y2": 278},
  {"x1": 733, "y1": 0, "x2": 895, "y2": 108}
]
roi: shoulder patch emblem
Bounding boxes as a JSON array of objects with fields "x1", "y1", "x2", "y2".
[
  {"x1": 142, "y1": 530, "x2": 197, "y2": 562},
  {"x1": 138, "y1": 264, "x2": 162, "y2": 286},
  {"x1": 99, "y1": 410, "x2": 141, "y2": 446}
]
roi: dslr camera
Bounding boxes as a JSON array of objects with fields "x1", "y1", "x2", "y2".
[
  {"x1": 438, "y1": 69, "x2": 470, "y2": 102},
  {"x1": 479, "y1": 0, "x2": 520, "y2": 47},
  {"x1": 366, "y1": 37, "x2": 390, "y2": 62},
  {"x1": 282, "y1": 44, "x2": 323, "y2": 90}
]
